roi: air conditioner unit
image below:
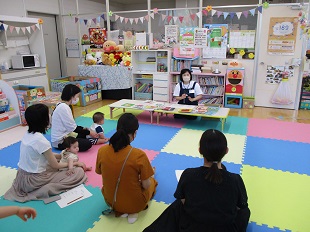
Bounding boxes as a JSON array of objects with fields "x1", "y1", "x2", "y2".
[{"x1": 291, "y1": 5, "x2": 302, "y2": 10}]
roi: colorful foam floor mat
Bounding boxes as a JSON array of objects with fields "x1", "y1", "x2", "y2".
[{"x1": 0, "y1": 107, "x2": 309, "y2": 232}]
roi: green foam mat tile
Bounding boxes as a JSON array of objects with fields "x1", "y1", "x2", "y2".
[
  {"x1": 0, "y1": 166, "x2": 17, "y2": 196},
  {"x1": 88, "y1": 200, "x2": 168, "y2": 232},
  {"x1": 242, "y1": 165, "x2": 310, "y2": 232},
  {"x1": 162, "y1": 128, "x2": 245, "y2": 164}
]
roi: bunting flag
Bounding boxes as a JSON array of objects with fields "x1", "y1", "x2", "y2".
[
  {"x1": 236, "y1": 12, "x2": 242, "y2": 19},
  {"x1": 173, "y1": 16, "x2": 178, "y2": 24},
  {"x1": 167, "y1": 15, "x2": 172, "y2": 23},
  {"x1": 202, "y1": 10, "x2": 208, "y2": 16},
  {"x1": 101, "y1": 14, "x2": 105, "y2": 20},
  {"x1": 211, "y1": 10, "x2": 216, "y2": 16},
  {"x1": 75, "y1": 17, "x2": 78, "y2": 23},
  {"x1": 21, "y1": 27, "x2": 26, "y2": 34},
  {"x1": 31, "y1": 25, "x2": 36, "y2": 32},
  {"x1": 243, "y1": 11, "x2": 249, "y2": 18},
  {"x1": 26, "y1": 26, "x2": 31, "y2": 34},
  {"x1": 15, "y1": 27, "x2": 20, "y2": 34},
  {"x1": 120, "y1": 17, "x2": 124, "y2": 23},
  {"x1": 125, "y1": 18, "x2": 129, "y2": 24},
  {"x1": 249, "y1": 8, "x2": 256, "y2": 16},
  {"x1": 161, "y1": 14, "x2": 167, "y2": 21},
  {"x1": 217, "y1": 11, "x2": 222, "y2": 18},
  {"x1": 97, "y1": 16, "x2": 100, "y2": 23},
  {"x1": 129, "y1": 18, "x2": 133, "y2": 24},
  {"x1": 179, "y1": 16, "x2": 184, "y2": 23},
  {"x1": 83, "y1": 19, "x2": 87, "y2": 25},
  {"x1": 9, "y1": 26, "x2": 14, "y2": 33},
  {"x1": 257, "y1": 6, "x2": 263, "y2": 13},
  {"x1": 230, "y1": 12, "x2": 235, "y2": 19},
  {"x1": 134, "y1": 18, "x2": 139, "y2": 24},
  {"x1": 115, "y1": 15, "x2": 120, "y2": 21},
  {"x1": 3, "y1": 24, "x2": 8, "y2": 31},
  {"x1": 87, "y1": 19, "x2": 92, "y2": 26},
  {"x1": 190, "y1": 14, "x2": 196, "y2": 21},
  {"x1": 139, "y1": 17, "x2": 144, "y2": 23},
  {"x1": 196, "y1": 12, "x2": 201, "y2": 19},
  {"x1": 92, "y1": 18, "x2": 96, "y2": 24},
  {"x1": 223, "y1": 12, "x2": 229, "y2": 20},
  {"x1": 150, "y1": 13, "x2": 154, "y2": 19}
]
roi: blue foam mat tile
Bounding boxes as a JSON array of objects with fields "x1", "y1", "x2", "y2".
[
  {"x1": 0, "y1": 142, "x2": 20, "y2": 169},
  {"x1": 105, "y1": 123, "x2": 181, "y2": 151},
  {"x1": 0, "y1": 185, "x2": 108, "y2": 232},
  {"x1": 75, "y1": 116, "x2": 117, "y2": 135},
  {"x1": 247, "y1": 222, "x2": 292, "y2": 232},
  {"x1": 183, "y1": 116, "x2": 249, "y2": 135},
  {"x1": 151, "y1": 152, "x2": 242, "y2": 204},
  {"x1": 243, "y1": 136, "x2": 310, "y2": 175}
]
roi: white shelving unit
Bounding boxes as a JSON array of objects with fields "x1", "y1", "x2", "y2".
[
  {"x1": 170, "y1": 72, "x2": 225, "y2": 106},
  {"x1": 131, "y1": 49, "x2": 172, "y2": 102}
]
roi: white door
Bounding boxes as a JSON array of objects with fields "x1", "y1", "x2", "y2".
[
  {"x1": 28, "y1": 13, "x2": 62, "y2": 80},
  {"x1": 254, "y1": 5, "x2": 303, "y2": 109}
]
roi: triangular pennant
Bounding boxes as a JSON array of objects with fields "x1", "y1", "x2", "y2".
[
  {"x1": 144, "y1": 15, "x2": 149, "y2": 22},
  {"x1": 249, "y1": 9, "x2": 255, "y2": 16},
  {"x1": 101, "y1": 14, "x2": 105, "y2": 20},
  {"x1": 79, "y1": 19, "x2": 83, "y2": 24},
  {"x1": 115, "y1": 15, "x2": 120, "y2": 21},
  {"x1": 257, "y1": 6, "x2": 263, "y2": 14},
  {"x1": 134, "y1": 18, "x2": 139, "y2": 24},
  {"x1": 150, "y1": 13, "x2": 154, "y2": 19},
  {"x1": 75, "y1": 17, "x2": 78, "y2": 23},
  {"x1": 31, "y1": 25, "x2": 36, "y2": 32},
  {"x1": 21, "y1": 27, "x2": 26, "y2": 34},
  {"x1": 92, "y1": 18, "x2": 97, "y2": 24},
  {"x1": 87, "y1": 19, "x2": 92, "y2": 26},
  {"x1": 196, "y1": 12, "x2": 201, "y2": 19},
  {"x1": 97, "y1": 16, "x2": 101, "y2": 23},
  {"x1": 125, "y1": 18, "x2": 129, "y2": 24},
  {"x1": 129, "y1": 18, "x2": 134, "y2": 24},
  {"x1": 223, "y1": 12, "x2": 229, "y2": 20},
  {"x1": 211, "y1": 10, "x2": 216, "y2": 16},
  {"x1": 36, "y1": 24, "x2": 40, "y2": 30},
  {"x1": 15, "y1": 27, "x2": 20, "y2": 34},
  {"x1": 166, "y1": 16, "x2": 172, "y2": 23},
  {"x1": 26, "y1": 26, "x2": 31, "y2": 34},
  {"x1": 217, "y1": 11, "x2": 222, "y2": 18},
  {"x1": 173, "y1": 16, "x2": 178, "y2": 23},
  {"x1": 202, "y1": 10, "x2": 208, "y2": 16},
  {"x1": 139, "y1": 17, "x2": 144, "y2": 23},
  {"x1": 120, "y1": 17, "x2": 124, "y2": 23},
  {"x1": 190, "y1": 14, "x2": 196, "y2": 21},
  {"x1": 3, "y1": 24, "x2": 8, "y2": 31},
  {"x1": 161, "y1": 14, "x2": 167, "y2": 21},
  {"x1": 179, "y1": 16, "x2": 184, "y2": 23},
  {"x1": 84, "y1": 19, "x2": 88, "y2": 25},
  {"x1": 236, "y1": 12, "x2": 242, "y2": 19},
  {"x1": 229, "y1": 12, "x2": 235, "y2": 19},
  {"x1": 243, "y1": 11, "x2": 249, "y2": 18},
  {"x1": 9, "y1": 25, "x2": 15, "y2": 33}
]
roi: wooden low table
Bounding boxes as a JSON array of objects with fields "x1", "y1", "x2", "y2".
[{"x1": 155, "y1": 104, "x2": 230, "y2": 131}]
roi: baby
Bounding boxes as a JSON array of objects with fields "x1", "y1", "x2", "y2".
[
  {"x1": 60, "y1": 136, "x2": 92, "y2": 175},
  {"x1": 87, "y1": 112, "x2": 109, "y2": 144}
]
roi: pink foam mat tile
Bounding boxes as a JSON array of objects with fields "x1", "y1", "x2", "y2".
[
  {"x1": 247, "y1": 118, "x2": 310, "y2": 143},
  {"x1": 79, "y1": 146, "x2": 160, "y2": 188},
  {"x1": 136, "y1": 111, "x2": 187, "y2": 128}
]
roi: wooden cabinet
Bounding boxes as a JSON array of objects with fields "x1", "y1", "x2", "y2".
[
  {"x1": 131, "y1": 49, "x2": 171, "y2": 102},
  {"x1": 170, "y1": 72, "x2": 225, "y2": 106}
]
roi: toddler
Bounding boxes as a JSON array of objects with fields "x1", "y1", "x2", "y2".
[
  {"x1": 87, "y1": 112, "x2": 109, "y2": 144},
  {"x1": 60, "y1": 136, "x2": 92, "y2": 175}
]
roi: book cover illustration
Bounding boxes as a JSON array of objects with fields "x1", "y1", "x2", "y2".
[
  {"x1": 178, "y1": 108, "x2": 192, "y2": 113},
  {"x1": 161, "y1": 107, "x2": 176, "y2": 111},
  {"x1": 132, "y1": 104, "x2": 144, "y2": 109},
  {"x1": 121, "y1": 103, "x2": 134, "y2": 107}
]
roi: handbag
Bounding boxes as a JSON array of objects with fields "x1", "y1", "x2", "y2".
[{"x1": 102, "y1": 147, "x2": 133, "y2": 215}]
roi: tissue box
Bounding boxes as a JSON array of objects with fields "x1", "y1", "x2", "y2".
[{"x1": 201, "y1": 66, "x2": 212, "y2": 73}]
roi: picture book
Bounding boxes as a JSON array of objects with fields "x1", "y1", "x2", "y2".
[
  {"x1": 162, "y1": 107, "x2": 175, "y2": 111},
  {"x1": 178, "y1": 108, "x2": 192, "y2": 113},
  {"x1": 132, "y1": 104, "x2": 144, "y2": 109},
  {"x1": 121, "y1": 103, "x2": 134, "y2": 107}
]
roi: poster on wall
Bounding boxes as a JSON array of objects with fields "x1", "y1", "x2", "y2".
[
  {"x1": 89, "y1": 28, "x2": 107, "y2": 49},
  {"x1": 229, "y1": 30, "x2": 256, "y2": 49},
  {"x1": 267, "y1": 17, "x2": 298, "y2": 55},
  {"x1": 165, "y1": 25, "x2": 179, "y2": 45},
  {"x1": 194, "y1": 28, "x2": 207, "y2": 48},
  {"x1": 202, "y1": 24, "x2": 228, "y2": 59},
  {"x1": 179, "y1": 27, "x2": 195, "y2": 56},
  {"x1": 265, "y1": 65, "x2": 294, "y2": 84}
]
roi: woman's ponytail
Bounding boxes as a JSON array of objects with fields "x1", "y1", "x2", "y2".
[{"x1": 109, "y1": 129, "x2": 130, "y2": 152}]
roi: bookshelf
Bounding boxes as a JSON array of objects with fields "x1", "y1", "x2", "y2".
[
  {"x1": 170, "y1": 56, "x2": 199, "y2": 72},
  {"x1": 131, "y1": 49, "x2": 171, "y2": 102},
  {"x1": 170, "y1": 72, "x2": 225, "y2": 106}
]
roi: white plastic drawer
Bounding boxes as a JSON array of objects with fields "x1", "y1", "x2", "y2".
[
  {"x1": 153, "y1": 73, "x2": 169, "y2": 81},
  {"x1": 153, "y1": 79, "x2": 168, "y2": 87},
  {"x1": 153, "y1": 93, "x2": 168, "y2": 102},
  {"x1": 153, "y1": 87, "x2": 168, "y2": 95}
]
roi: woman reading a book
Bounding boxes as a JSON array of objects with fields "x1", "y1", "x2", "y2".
[{"x1": 173, "y1": 68, "x2": 203, "y2": 119}]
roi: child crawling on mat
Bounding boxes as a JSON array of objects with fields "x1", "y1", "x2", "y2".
[{"x1": 60, "y1": 136, "x2": 92, "y2": 175}]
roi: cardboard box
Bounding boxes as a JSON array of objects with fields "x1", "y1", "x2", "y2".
[
  {"x1": 243, "y1": 97, "x2": 255, "y2": 109},
  {"x1": 13, "y1": 85, "x2": 46, "y2": 102},
  {"x1": 50, "y1": 76, "x2": 102, "y2": 106}
]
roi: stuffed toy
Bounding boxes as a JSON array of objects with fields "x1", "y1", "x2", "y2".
[
  {"x1": 95, "y1": 52, "x2": 103, "y2": 65},
  {"x1": 84, "y1": 54, "x2": 97, "y2": 65},
  {"x1": 228, "y1": 60, "x2": 243, "y2": 68},
  {"x1": 103, "y1": 40, "x2": 117, "y2": 53},
  {"x1": 102, "y1": 53, "x2": 112, "y2": 66}
]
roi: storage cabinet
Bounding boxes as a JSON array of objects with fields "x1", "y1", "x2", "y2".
[
  {"x1": 170, "y1": 72, "x2": 225, "y2": 106},
  {"x1": 131, "y1": 49, "x2": 171, "y2": 102}
]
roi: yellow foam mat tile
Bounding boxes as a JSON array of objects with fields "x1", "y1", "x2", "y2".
[
  {"x1": 81, "y1": 106, "x2": 110, "y2": 118},
  {"x1": 162, "y1": 128, "x2": 245, "y2": 164},
  {"x1": 88, "y1": 200, "x2": 168, "y2": 232},
  {"x1": 0, "y1": 126, "x2": 27, "y2": 150},
  {"x1": 242, "y1": 165, "x2": 310, "y2": 232},
  {"x1": 0, "y1": 166, "x2": 17, "y2": 196}
]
